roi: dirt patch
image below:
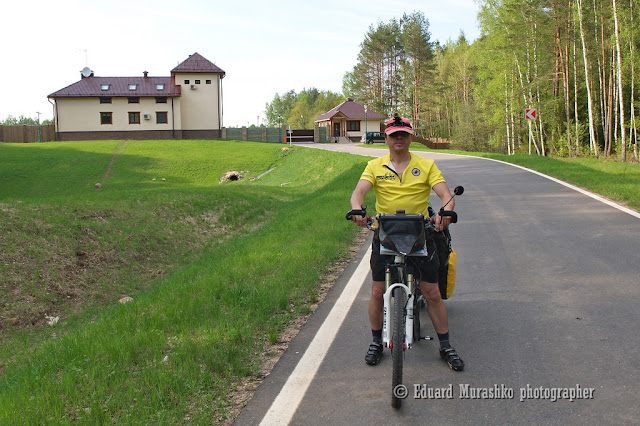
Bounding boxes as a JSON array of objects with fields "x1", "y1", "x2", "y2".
[
  {"x1": 97, "y1": 140, "x2": 127, "y2": 189},
  {"x1": 220, "y1": 229, "x2": 369, "y2": 424},
  {"x1": 219, "y1": 171, "x2": 248, "y2": 183}
]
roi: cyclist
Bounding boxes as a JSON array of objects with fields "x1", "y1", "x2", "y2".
[{"x1": 349, "y1": 114, "x2": 464, "y2": 372}]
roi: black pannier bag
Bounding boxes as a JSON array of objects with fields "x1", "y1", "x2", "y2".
[
  {"x1": 433, "y1": 226, "x2": 456, "y2": 299},
  {"x1": 428, "y1": 206, "x2": 457, "y2": 299}
]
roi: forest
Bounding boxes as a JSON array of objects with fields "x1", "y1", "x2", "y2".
[{"x1": 266, "y1": 1, "x2": 639, "y2": 161}]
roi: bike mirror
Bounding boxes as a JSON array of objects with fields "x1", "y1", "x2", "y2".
[{"x1": 453, "y1": 186, "x2": 464, "y2": 196}]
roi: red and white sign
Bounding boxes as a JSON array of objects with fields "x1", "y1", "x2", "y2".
[{"x1": 525, "y1": 108, "x2": 537, "y2": 120}]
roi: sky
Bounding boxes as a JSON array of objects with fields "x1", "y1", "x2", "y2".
[{"x1": 1, "y1": 0, "x2": 480, "y2": 127}]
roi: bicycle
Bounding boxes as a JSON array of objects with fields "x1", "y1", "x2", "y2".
[{"x1": 346, "y1": 186, "x2": 463, "y2": 409}]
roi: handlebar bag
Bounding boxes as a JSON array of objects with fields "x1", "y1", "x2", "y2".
[{"x1": 378, "y1": 213, "x2": 428, "y2": 256}]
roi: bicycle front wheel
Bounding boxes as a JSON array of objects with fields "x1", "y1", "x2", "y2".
[{"x1": 391, "y1": 286, "x2": 405, "y2": 409}]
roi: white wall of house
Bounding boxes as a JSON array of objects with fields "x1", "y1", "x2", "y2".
[
  {"x1": 348, "y1": 119, "x2": 381, "y2": 138},
  {"x1": 55, "y1": 97, "x2": 182, "y2": 132},
  {"x1": 173, "y1": 73, "x2": 222, "y2": 130}
]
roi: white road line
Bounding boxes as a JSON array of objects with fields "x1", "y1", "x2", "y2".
[
  {"x1": 409, "y1": 150, "x2": 640, "y2": 219},
  {"x1": 259, "y1": 247, "x2": 372, "y2": 426},
  {"x1": 479, "y1": 157, "x2": 640, "y2": 219}
]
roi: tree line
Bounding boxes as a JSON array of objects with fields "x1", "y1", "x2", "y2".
[
  {"x1": 1, "y1": 115, "x2": 52, "y2": 125},
  {"x1": 473, "y1": 0, "x2": 638, "y2": 160},
  {"x1": 264, "y1": 88, "x2": 344, "y2": 129},
  {"x1": 265, "y1": 3, "x2": 638, "y2": 160}
]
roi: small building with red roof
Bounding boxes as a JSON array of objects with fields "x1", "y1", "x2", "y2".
[
  {"x1": 48, "y1": 53, "x2": 225, "y2": 140},
  {"x1": 314, "y1": 98, "x2": 385, "y2": 142}
]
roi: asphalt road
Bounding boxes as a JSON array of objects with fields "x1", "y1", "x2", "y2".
[{"x1": 235, "y1": 144, "x2": 640, "y2": 425}]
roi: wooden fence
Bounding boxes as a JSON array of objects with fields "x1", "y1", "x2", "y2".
[
  {"x1": 0, "y1": 124, "x2": 56, "y2": 143},
  {"x1": 414, "y1": 135, "x2": 453, "y2": 150},
  {"x1": 221, "y1": 125, "x2": 328, "y2": 143}
]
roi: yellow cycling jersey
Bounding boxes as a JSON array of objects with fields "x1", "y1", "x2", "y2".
[{"x1": 360, "y1": 153, "x2": 445, "y2": 216}]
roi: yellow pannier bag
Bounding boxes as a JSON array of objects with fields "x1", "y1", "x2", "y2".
[{"x1": 440, "y1": 247, "x2": 456, "y2": 299}]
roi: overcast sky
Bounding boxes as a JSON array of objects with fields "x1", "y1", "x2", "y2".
[{"x1": 1, "y1": 0, "x2": 480, "y2": 127}]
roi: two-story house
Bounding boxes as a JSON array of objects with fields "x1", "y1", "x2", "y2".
[{"x1": 48, "y1": 52, "x2": 225, "y2": 140}]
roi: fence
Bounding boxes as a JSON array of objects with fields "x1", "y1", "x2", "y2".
[
  {"x1": 221, "y1": 125, "x2": 329, "y2": 143},
  {"x1": 0, "y1": 124, "x2": 55, "y2": 143},
  {"x1": 0, "y1": 124, "x2": 330, "y2": 144},
  {"x1": 414, "y1": 135, "x2": 452, "y2": 150}
]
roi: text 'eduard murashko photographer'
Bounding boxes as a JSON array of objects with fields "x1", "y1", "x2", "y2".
[{"x1": 413, "y1": 383, "x2": 595, "y2": 402}]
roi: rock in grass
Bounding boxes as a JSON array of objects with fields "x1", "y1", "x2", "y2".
[
  {"x1": 119, "y1": 296, "x2": 134, "y2": 304},
  {"x1": 45, "y1": 315, "x2": 59, "y2": 326}
]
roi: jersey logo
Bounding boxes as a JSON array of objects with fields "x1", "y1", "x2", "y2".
[
  {"x1": 376, "y1": 173, "x2": 397, "y2": 181},
  {"x1": 412, "y1": 168, "x2": 421, "y2": 176}
]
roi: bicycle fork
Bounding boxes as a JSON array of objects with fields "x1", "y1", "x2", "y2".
[{"x1": 382, "y1": 257, "x2": 416, "y2": 350}]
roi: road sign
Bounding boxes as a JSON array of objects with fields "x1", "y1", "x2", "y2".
[{"x1": 525, "y1": 108, "x2": 537, "y2": 120}]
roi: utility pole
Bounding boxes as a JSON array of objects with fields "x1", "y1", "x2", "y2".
[{"x1": 36, "y1": 111, "x2": 41, "y2": 142}]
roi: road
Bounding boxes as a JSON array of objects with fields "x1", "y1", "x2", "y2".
[{"x1": 235, "y1": 143, "x2": 640, "y2": 424}]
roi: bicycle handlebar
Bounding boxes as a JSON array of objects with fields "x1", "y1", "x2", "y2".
[
  {"x1": 346, "y1": 206, "x2": 457, "y2": 230},
  {"x1": 345, "y1": 208, "x2": 367, "y2": 221},
  {"x1": 433, "y1": 209, "x2": 458, "y2": 224},
  {"x1": 346, "y1": 185, "x2": 464, "y2": 225}
]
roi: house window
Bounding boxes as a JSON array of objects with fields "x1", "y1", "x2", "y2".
[
  {"x1": 347, "y1": 121, "x2": 360, "y2": 131},
  {"x1": 206, "y1": 80, "x2": 211, "y2": 84},
  {"x1": 128, "y1": 97, "x2": 139, "y2": 103},
  {"x1": 184, "y1": 80, "x2": 190, "y2": 84},
  {"x1": 100, "y1": 112, "x2": 112, "y2": 125},
  {"x1": 155, "y1": 97, "x2": 167, "y2": 103},
  {"x1": 128, "y1": 84, "x2": 137, "y2": 90},
  {"x1": 156, "y1": 111, "x2": 168, "y2": 124},
  {"x1": 129, "y1": 112, "x2": 140, "y2": 124},
  {"x1": 100, "y1": 84, "x2": 110, "y2": 91},
  {"x1": 156, "y1": 84, "x2": 165, "y2": 90},
  {"x1": 195, "y1": 80, "x2": 201, "y2": 84},
  {"x1": 99, "y1": 97, "x2": 112, "y2": 104}
]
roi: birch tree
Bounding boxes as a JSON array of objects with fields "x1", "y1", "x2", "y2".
[
  {"x1": 612, "y1": 0, "x2": 626, "y2": 161},
  {"x1": 576, "y1": 0, "x2": 599, "y2": 155}
]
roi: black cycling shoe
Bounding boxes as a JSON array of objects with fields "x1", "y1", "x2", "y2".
[
  {"x1": 440, "y1": 346, "x2": 464, "y2": 371},
  {"x1": 365, "y1": 342, "x2": 383, "y2": 365}
]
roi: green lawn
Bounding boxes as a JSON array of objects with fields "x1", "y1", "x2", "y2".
[{"x1": 0, "y1": 140, "x2": 372, "y2": 423}]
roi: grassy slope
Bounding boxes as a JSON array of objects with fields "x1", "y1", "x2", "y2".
[{"x1": 0, "y1": 140, "x2": 371, "y2": 423}]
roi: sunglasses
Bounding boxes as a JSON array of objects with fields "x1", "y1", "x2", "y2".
[{"x1": 385, "y1": 117, "x2": 412, "y2": 130}]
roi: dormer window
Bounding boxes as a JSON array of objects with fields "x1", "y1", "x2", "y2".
[
  {"x1": 156, "y1": 84, "x2": 165, "y2": 90},
  {"x1": 128, "y1": 84, "x2": 137, "y2": 90},
  {"x1": 101, "y1": 84, "x2": 110, "y2": 91}
]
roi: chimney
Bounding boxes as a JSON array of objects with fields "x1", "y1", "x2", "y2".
[{"x1": 143, "y1": 71, "x2": 148, "y2": 78}]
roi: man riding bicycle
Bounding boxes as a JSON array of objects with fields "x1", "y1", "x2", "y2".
[{"x1": 349, "y1": 114, "x2": 464, "y2": 371}]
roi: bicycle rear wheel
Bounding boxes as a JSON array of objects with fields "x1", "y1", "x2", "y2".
[{"x1": 391, "y1": 286, "x2": 405, "y2": 409}]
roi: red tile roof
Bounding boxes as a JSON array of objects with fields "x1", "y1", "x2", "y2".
[
  {"x1": 171, "y1": 52, "x2": 225, "y2": 77},
  {"x1": 315, "y1": 99, "x2": 385, "y2": 122},
  {"x1": 49, "y1": 53, "x2": 224, "y2": 98},
  {"x1": 49, "y1": 76, "x2": 180, "y2": 98}
]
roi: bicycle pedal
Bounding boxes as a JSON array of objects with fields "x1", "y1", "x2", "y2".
[{"x1": 419, "y1": 336, "x2": 433, "y2": 341}]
